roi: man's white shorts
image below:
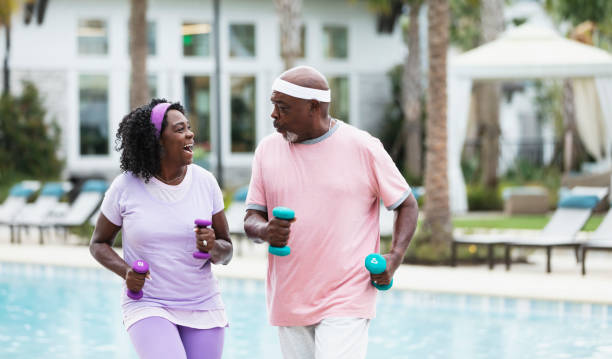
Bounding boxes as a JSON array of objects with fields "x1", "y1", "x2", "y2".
[{"x1": 277, "y1": 317, "x2": 370, "y2": 359}]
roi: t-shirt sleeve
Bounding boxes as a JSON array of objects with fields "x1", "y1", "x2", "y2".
[
  {"x1": 246, "y1": 145, "x2": 267, "y2": 213},
  {"x1": 369, "y1": 138, "x2": 412, "y2": 210},
  {"x1": 210, "y1": 175, "x2": 225, "y2": 215},
  {"x1": 100, "y1": 175, "x2": 124, "y2": 226}
]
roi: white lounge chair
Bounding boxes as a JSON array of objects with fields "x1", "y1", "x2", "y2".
[
  {"x1": 580, "y1": 205, "x2": 612, "y2": 275},
  {"x1": 226, "y1": 186, "x2": 248, "y2": 255},
  {"x1": 0, "y1": 181, "x2": 41, "y2": 225},
  {"x1": 452, "y1": 186, "x2": 608, "y2": 272},
  {"x1": 504, "y1": 186, "x2": 608, "y2": 273},
  {"x1": 379, "y1": 202, "x2": 395, "y2": 238},
  {"x1": 44, "y1": 179, "x2": 108, "y2": 242},
  {"x1": 89, "y1": 208, "x2": 101, "y2": 226},
  {"x1": 11, "y1": 182, "x2": 72, "y2": 244}
]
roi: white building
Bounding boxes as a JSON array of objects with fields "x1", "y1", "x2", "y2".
[{"x1": 2, "y1": 0, "x2": 405, "y2": 187}]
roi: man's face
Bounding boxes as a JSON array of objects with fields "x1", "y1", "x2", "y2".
[{"x1": 270, "y1": 91, "x2": 311, "y2": 143}]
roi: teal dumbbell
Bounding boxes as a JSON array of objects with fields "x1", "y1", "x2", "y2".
[
  {"x1": 269, "y1": 207, "x2": 294, "y2": 256},
  {"x1": 365, "y1": 253, "x2": 393, "y2": 290}
]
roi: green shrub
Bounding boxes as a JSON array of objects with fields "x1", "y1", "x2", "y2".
[
  {"x1": 403, "y1": 228, "x2": 451, "y2": 265},
  {"x1": 0, "y1": 171, "x2": 30, "y2": 202},
  {"x1": 466, "y1": 184, "x2": 503, "y2": 211},
  {"x1": 193, "y1": 144, "x2": 210, "y2": 170},
  {"x1": 0, "y1": 81, "x2": 63, "y2": 181},
  {"x1": 403, "y1": 228, "x2": 517, "y2": 265},
  {"x1": 378, "y1": 64, "x2": 426, "y2": 184}
]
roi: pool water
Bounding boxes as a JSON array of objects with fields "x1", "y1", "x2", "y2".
[{"x1": 2, "y1": 262, "x2": 612, "y2": 359}]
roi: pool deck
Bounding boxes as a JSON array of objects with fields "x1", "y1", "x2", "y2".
[{"x1": 2, "y1": 231, "x2": 612, "y2": 305}]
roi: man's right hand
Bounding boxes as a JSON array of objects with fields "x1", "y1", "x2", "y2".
[
  {"x1": 125, "y1": 267, "x2": 148, "y2": 293},
  {"x1": 263, "y1": 217, "x2": 296, "y2": 247}
]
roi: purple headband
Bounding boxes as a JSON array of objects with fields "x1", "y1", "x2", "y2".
[{"x1": 150, "y1": 102, "x2": 172, "y2": 137}]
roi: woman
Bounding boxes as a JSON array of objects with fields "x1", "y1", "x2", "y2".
[{"x1": 90, "y1": 98, "x2": 232, "y2": 359}]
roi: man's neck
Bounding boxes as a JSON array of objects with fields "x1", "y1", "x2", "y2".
[{"x1": 303, "y1": 116, "x2": 332, "y2": 141}]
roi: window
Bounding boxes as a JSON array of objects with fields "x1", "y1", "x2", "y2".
[
  {"x1": 230, "y1": 76, "x2": 256, "y2": 153},
  {"x1": 128, "y1": 21, "x2": 157, "y2": 56},
  {"x1": 78, "y1": 19, "x2": 108, "y2": 55},
  {"x1": 322, "y1": 25, "x2": 348, "y2": 59},
  {"x1": 183, "y1": 22, "x2": 211, "y2": 57},
  {"x1": 279, "y1": 25, "x2": 306, "y2": 58},
  {"x1": 183, "y1": 76, "x2": 211, "y2": 149},
  {"x1": 79, "y1": 75, "x2": 109, "y2": 155},
  {"x1": 328, "y1": 76, "x2": 349, "y2": 122},
  {"x1": 147, "y1": 74, "x2": 157, "y2": 99},
  {"x1": 229, "y1": 24, "x2": 255, "y2": 58}
]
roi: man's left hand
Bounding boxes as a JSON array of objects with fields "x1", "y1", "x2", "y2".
[{"x1": 369, "y1": 253, "x2": 402, "y2": 286}]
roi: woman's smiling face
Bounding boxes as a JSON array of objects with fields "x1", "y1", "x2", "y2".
[{"x1": 159, "y1": 109, "x2": 195, "y2": 166}]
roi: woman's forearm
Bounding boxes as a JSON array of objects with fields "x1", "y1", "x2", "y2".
[
  {"x1": 90, "y1": 242, "x2": 130, "y2": 279},
  {"x1": 211, "y1": 238, "x2": 233, "y2": 265}
]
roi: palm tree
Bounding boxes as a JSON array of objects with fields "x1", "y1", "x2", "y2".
[
  {"x1": 129, "y1": 0, "x2": 149, "y2": 109},
  {"x1": 476, "y1": 0, "x2": 504, "y2": 188},
  {"x1": 0, "y1": 0, "x2": 17, "y2": 96},
  {"x1": 275, "y1": 0, "x2": 302, "y2": 70},
  {"x1": 367, "y1": 0, "x2": 424, "y2": 178},
  {"x1": 423, "y1": 0, "x2": 452, "y2": 246},
  {"x1": 402, "y1": 0, "x2": 423, "y2": 178}
]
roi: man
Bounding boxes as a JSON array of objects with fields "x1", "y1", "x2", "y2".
[{"x1": 244, "y1": 65, "x2": 418, "y2": 359}]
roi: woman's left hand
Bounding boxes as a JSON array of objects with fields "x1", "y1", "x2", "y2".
[{"x1": 194, "y1": 226, "x2": 216, "y2": 252}]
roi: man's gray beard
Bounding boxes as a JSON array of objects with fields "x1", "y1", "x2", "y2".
[{"x1": 283, "y1": 131, "x2": 299, "y2": 143}]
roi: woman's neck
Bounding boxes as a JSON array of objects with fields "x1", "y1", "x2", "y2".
[{"x1": 155, "y1": 165, "x2": 187, "y2": 185}]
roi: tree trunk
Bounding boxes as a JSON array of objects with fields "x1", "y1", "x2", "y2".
[
  {"x1": 424, "y1": 0, "x2": 452, "y2": 246},
  {"x1": 129, "y1": 0, "x2": 148, "y2": 109},
  {"x1": 402, "y1": 1, "x2": 423, "y2": 178},
  {"x1": 3, "y1": 21, "x2": 10, "y2": 96},
  {"x1": 562, "y1": 79, "x2": 582, "y2": 172},
  {"x1": 477, "y1": 0, "x2": 504, "y2": 188},
  {"x1": 275, "y1": 0, "x2": 302, "y2": 70},
  {"x1": 475, "y1": 82, "x2": 500, "y2": 187}
]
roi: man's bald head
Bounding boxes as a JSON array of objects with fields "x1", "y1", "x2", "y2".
[
  {"x1": 279, "y1": 66, "x2": 329, "y2": 91},
  {"x1": 270, "y1": 66, "x2": 332, "y2": 143}
]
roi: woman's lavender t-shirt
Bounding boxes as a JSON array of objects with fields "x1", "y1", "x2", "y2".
[{"x1": 101, "y1": 164, "x2": 225, "y2": 316}]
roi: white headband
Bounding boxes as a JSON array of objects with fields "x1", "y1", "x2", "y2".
[{"x1": 272, "y1": 78, "x2": 331, "y2": 102}]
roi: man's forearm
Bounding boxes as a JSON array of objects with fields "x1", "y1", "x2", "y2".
[
  {"x1": 244, "y1": 210, "x2": 269, "y2": 243},
  {"x1": 389, "y1": 194, "x2": 419, "y2": 262},
  {"x1": 211, "y1": 238, "x2": 233, "y2": 265}
]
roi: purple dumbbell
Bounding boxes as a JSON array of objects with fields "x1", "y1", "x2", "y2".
[
  {"x1": 126, "y1": 259, "x2": 149, "y2": 300},
  {"x1": 193, "y1": 219, "x2": 212, "y2": 259}
]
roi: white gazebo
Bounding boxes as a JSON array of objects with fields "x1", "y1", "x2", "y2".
[{"x1": 447, "y1": 24, "x2": 612, "y2": 213}]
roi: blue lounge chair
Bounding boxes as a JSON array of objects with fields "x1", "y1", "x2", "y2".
[
  {"x1": 44, "y1": 179, "x2": 108, "y2": 242},
  {"x1": 0, "y1": 181, "x2": 41, "y2": 242},
  {"x1": 11, "y1": 182, "x2": 72, "y2": 244},
  {"x1": 452, "y1": 186, "x2": 608, "y2": 272},
  {"x1": 504, "y1": 186, "x2": 608, "y2": 273}
]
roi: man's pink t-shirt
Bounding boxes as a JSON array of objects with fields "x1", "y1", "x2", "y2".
[{"x1": 246, "y1": 121, "x2": 411, "y2": 326}]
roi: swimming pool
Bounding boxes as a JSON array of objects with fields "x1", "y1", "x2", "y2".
[{"x1": 1, "y1": 262, "x2": 612, "y2": 359}]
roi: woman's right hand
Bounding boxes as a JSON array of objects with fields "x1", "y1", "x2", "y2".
[{"x1": 125, "y1": 267, "x2": 149, "y2": 293}]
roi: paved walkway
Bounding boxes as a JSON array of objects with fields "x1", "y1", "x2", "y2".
[{"x1": 2, "y1": 231, "x2": 612, "y2": 304}]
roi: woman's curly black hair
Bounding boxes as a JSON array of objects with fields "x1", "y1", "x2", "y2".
[{"x1": 115, "y1": 98, "x2": 185, "y2": 182}]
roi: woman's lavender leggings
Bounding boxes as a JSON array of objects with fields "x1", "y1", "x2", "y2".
[{"x1": 128, "y1": 316, "x2": 224, "y2": 359}]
